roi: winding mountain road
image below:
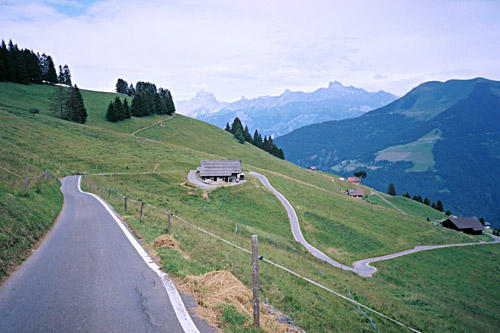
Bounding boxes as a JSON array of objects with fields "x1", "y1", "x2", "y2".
[
  {"x1": 0, "y1": 176, "x2": 210, "y2": 332},
  {"x1": 251, "y1": 172, "x2": 500, "y2": 277}
]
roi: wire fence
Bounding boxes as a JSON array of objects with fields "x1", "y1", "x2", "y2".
[
  {"x1": 82, "y1": 176, "x2": 421, "y2": 333},
  {"x1": 0, "y1": 165, "x2": 59, "y2": 194}
]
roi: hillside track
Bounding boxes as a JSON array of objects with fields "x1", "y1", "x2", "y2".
[
  {"x1": 251, "y1": 172, "x2": 500, "y2": 277},
  {"x1": 130, "y1": 114, "x2": 176, "y2": 137},
  {"x1": 0, "y1": 175, "x2": 208, "y2": 332}
]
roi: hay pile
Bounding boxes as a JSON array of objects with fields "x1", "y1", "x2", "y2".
[
  {"x1": 184, "y1": 271, "x2": 300, "y2": 332},
  {"x1": 151, "y1": 234, "x2": 188, "y2": 258}
]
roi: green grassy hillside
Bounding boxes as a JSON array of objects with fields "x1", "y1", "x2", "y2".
[{"x1": 1, "y1": 81, "x2": 499, "y2": 332}]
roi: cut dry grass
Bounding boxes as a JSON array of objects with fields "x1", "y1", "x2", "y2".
[{"x1": 182, "y1": 270, "x2": 298, "y2": 332}]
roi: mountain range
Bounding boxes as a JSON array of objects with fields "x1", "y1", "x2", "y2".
[
  {"x1": 275, "y1": 78, "x2": 500, "y2": 227},
  {"x1": 176, "y1": 82, "x2": 397, "y2": 137}
]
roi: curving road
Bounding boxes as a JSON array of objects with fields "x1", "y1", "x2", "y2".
[
  {"x1": 250, "y1": 172, "x2": 356, "y2": 273},
  {"x1": 0, "y1": 175, "x2": 211, "y2": 332},
  {"x1": 352, "y1": 234, "x2": 500, "y2": 277},
  {"x1": 251, "y1": 172, "x2": 500, "y2": 278}
]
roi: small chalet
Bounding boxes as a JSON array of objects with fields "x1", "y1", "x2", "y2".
[
  {"x1": 197, "y1": 160, "x2": 245, "y2": 183},
  {"x1": 309, "y1": 166, "x2": 317, "y2": 171},
  {"x1": 442, "y1": 217, "x2": 484, "y2": 235},
  {"x1": 346, "y1": 189, "x2": 364, "y2": 199},
  {"x1": 347, "y1": 177, "x2": 362, "y2": 185}
]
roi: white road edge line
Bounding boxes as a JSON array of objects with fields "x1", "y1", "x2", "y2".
[{"x1": 77, "y1": 176, "x2": 199, "y2": 333}]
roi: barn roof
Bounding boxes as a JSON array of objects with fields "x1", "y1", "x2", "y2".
[
  {"x1": 347, "y1": 189, "x2": 364, "y2": 196},
  {"x1": 347, "y1": 177, "x2": 362, "y2": 183},
  {"x1": 198, "y1": 160, "x2": 242, "y2": 177},
  {"x1": 445, "y1": 217, "x2": 484, "y2": 231}
]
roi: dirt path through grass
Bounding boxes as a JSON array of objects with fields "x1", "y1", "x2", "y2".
[{"x1": 130, "y1": 114, "x2": 176, "y2": 137}]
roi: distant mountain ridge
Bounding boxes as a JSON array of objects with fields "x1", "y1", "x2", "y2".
[
  {"x1": 275, "y1": 78, "x2": 500, "y2": 227},
  {"x1": 176, "y1": 82, "x2": 398, "y2": 136}
]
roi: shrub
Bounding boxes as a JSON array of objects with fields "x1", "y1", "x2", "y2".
[{"x1": 29, "y1": 107, "x2": 40, "y2": 114}]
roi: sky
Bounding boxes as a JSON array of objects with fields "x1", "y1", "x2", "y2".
[{"x1": 2, "y1": 0, "x2": 500, "y2": 102}]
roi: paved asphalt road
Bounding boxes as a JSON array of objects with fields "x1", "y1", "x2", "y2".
[
  {"x1": 250, "y1": 172, "x2": 356, "y2": 273},
  {"x1": 0, "y1": 176, "x2": 208, "y2": 332},
  {"x1": 250, "y1": 172, "x2": 500, "y2": 277}
]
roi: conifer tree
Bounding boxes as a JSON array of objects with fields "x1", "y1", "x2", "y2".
[
  {"x1": 131, "y1": 92, "x2": 145, "y2": 117},
  {"x1": 43, "y1": 55, "x2": 58, "y2": 84},
  {"x1": 424, "y1": 197, "x2": 431, "y2": 206},
  {"x1": 123, "y1": 98, "x2": 131, "y2": 119},
  {"x1": 436, "y1": 200, "x2": 444, "y2": 212},
  {"x1": 115, "y1": 78, "x2": 129, "y2": 94},
  {"x1": 231, "y1": 117, "x2": 243, "y2": 135},
  {"x1": 0, "y1": 40, "x2": 7, "y2": 81},
  {"x1": 114, "y1": 96, "x2": 125, "y2": 120},
  {"x1": 225, "y1": 123, "x2": 231, "y2": 132},
  {"x1": 387, "y1": 183, "x2": 397, "y2": 196},
  {"x1": 243, "y1": 126, "x2": 252, "y2": 143},
  {"x1": 58, "y1": 65, "x2": 64, "y2": 84},
  {"x1": 65, "y1": 84, "x2": 87, "y2": 123},
  {"x1": 253, "y1": 129, "x2": 263, "y2": 148},
  {"x1": 277, "y1": 148, "x2": 285, "y2": 160},
  {"x1": 106, "y1": 101, "x2": 118, "y2": 122},
  {"x1": 127, "y1": 83, "x2": 135, "y2": 97},
  {"x1": 61, "y1": 64, "x2": 71, "y2": 86},
  {"x1": 50, "y1": 85, "x2": 68, "y2": 119}
]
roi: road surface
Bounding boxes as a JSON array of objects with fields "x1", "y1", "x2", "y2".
[
  {"x1": 0, "y1": 175, "x2": 210, "y2": 332},
  {"x1": 251, "y1": 172, "x2": 500, "y2": 277},
  {"x1": 250, "y1": 172, "x2": 356, "y2": 273}
]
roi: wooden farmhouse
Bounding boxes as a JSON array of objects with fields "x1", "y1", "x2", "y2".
[
  {"x1": 346, "y1": 189, "x2": 364, "y2": 199},
  {"x1": 347, "y1": 177, "x2": 362, "y2": 185},
  {"x1": 442, "y1": 217, "x2": 484, "y2": 235},
  {"x1": 197, "y1": 160, "x2": 245, "y2": 183}
]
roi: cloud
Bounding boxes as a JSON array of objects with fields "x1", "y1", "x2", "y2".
[{"x1": 1, "y1": 0, "x2": 500, "y2": 100}]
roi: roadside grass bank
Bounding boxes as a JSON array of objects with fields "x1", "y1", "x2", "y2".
[{"x1": 0, "y1": 161, "x2": 62, "y2": 283}]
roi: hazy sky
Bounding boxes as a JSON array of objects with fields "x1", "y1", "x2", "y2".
[{"x1": 2, "y1": 0, "x2": 500, "y2": 101}]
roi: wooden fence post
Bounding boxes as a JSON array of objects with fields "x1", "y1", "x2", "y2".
[
  {"x1": 168, "y1": 210, "x2": 171, "y2": 235},
  {"x1": 140, "y1": 202, "x2": 145, "y2": 222},
  {"x1": 252, "y1": 235, "x2": 260, "y2": 329},
  {"x1": 114, "y1": 190, "x2": 117, "y2": 200},
  {"x1": 24, "y1": 175, "x2": 28, "y2": 193},
  {"x1": 108, "y1": 188, "x2": 111, "y2": 198},
  {"x1": 44, "y1": 169, "x2": 48, "y2": 182},
  {"x1": 124, "y1": 197, "x2": 128, "y2": 212}
]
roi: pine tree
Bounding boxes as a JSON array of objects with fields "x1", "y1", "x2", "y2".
[
  {"x1": 65, "y1": 85, "x2": 87, "y2": 123},
  {"x1": 277, "y1": 148, "x2": 285, "y2": 160},
  {"x1": 62, "y1": 64, "x2": 71, "y2": 86},
  {"x1": 127, "y1": 83, "x2": 135, "y2": 97},
  {"x1": 0, "y1": 40, "x2": 7, "y2": 81},
  {"x1": 131, "y1": 92, "x2": 145, "y2": 117},
  {"x1": 423, "y1": 197, "x2": 430, "y2": 206},
  {"x1": 50, "y1": 85, "x2": 68, "y2": 119},
  {"x1": 58, "y1": 65, "x2": 64, "y2": 84},
  {"x1": 115, "y1": 78, "x2": 129, "y2": 94},
  {"x1": 225, "y1": 123, "x2": 231, "y2": 132},
  {"x1": 231, "y1": 117, "x2": 243, "y2": 135},
  {"x1": 387, "y1": 183, "x2": 396, "y2": 196},
  {"x1": 114, "y1": 96, "x2": 125, "y2": 120},
  {"x1": 106, "y1": 101, "x2": 118, "y2": 122},
  {"x1": 253, "y1": 129, "x2": 263, "y2": 148},
  {"x1": 123, "y1": 98, "x2": 131, "y2": 119},
  {"x1": 431, "y1": 201, "x2": 436, "y2": 209},
  {"x1": 44, "y1": 55, "x2": 58, "y2": 84},
  {"x1": 436, "y1": 200, "x2": 444, "y2": 212},
  {"x1": 243, "y1": 126, "x2": 252, "y2": 143}
]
